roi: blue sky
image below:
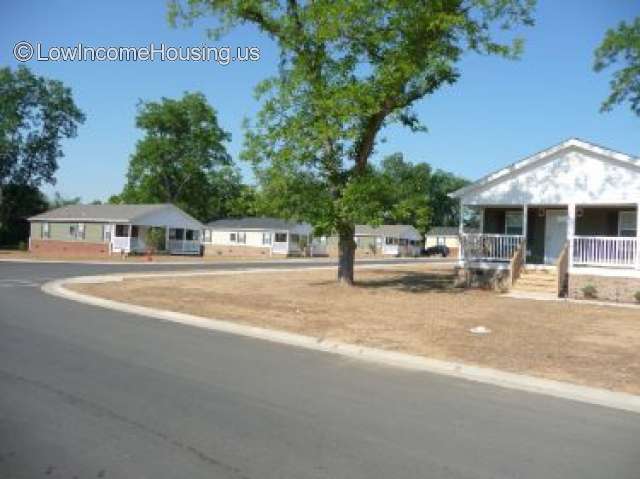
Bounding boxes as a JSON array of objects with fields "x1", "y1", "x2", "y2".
[{"x1": 1, "y1": 0, "x2": 639, "y2": 202}]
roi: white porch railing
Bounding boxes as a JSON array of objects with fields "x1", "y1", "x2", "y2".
[
  {"x1": 462, "y1": 234, "x2": 524, "y2": 261},
  {"x1": 572, "y1": 236, "x2": 638, "y2": 267},
  {"x1": 167, "y1": 239, "x2": 200, "y2": 254},
  {"x1": 309, "y1": 243, "x2": 327, "y2": 256},
  {"x1": 383, "y1": 244, "x2": 399, "y2": 256}
]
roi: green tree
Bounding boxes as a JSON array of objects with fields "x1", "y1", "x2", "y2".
[
  {"x1": 171, "y1": 0, "x2": 535, "y2": 284},
  {"x1": 0, "y1": 184, "x2": 48, "y2": 246},
  {"x1": 594, "y1": 17, "x2": 640, "y2": 115},
  {"x1": 427, "y1": 170, "x2": 469, "y2": 228},
  {"x1": 119, "y1": 92, "x2": 234, "y2": 220},
  {"x1": 0, "y1": 66, "x2": 85, "y2": 188},
  {"x1": 49, "y1": 191, "x2": 81, "y2": 209}
]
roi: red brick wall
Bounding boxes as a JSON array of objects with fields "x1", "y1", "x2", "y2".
[{"x1": 30, "y1": 239, "x2": 110, "y2": 257}]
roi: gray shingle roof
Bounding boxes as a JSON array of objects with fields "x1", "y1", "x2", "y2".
[
  {"x1": 426, "y1": 226, "x2": 459, "y2": 236},
  {"x1": 355, "y1": 224, "x2": 420, "y2": 238},
  {"x1": 29, "y1": 203, "x2": 173, "y2": 222},
  {"x1": 206, "y1": 217, "x2": 309, "y2": 230}
]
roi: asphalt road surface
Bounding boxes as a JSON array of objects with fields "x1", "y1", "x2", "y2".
[{"x1": 1, "y1": 259, "x2": 639, "y2": 479}]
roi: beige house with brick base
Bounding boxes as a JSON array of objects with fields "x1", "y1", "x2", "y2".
[
  {"x1": 203, "y1": 217, "x2": 327, "y2": 257},
  {"x1": 29, "y1": 204, "x2": 203, "y2": 256},
  {"x1": 450, "y1": 139, "x2": 640, "y2": 303}
]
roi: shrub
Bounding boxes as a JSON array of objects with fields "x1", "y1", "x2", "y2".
[
  {"x1": 581, "y1": 284, "x2": 598, "y2": 299},
  {"x1": 17, "y1": 240, "x2": 28, "y2": 251},
  {"x1": 634, "y1": 291, "x2": 640, "y2": 304},
  {"x1": 144, "y1": 227, "x2": 166, "y2": 253}
]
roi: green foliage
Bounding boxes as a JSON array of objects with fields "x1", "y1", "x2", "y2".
[
  {"x1": 594, "y1": 17, "x2": 640, "y2": 115},
  {"x1": 118, "y1": 92, "x2": 238, "y2": 221},
  {"x1": 170, "y1": 0, "x2": 535, "y2": 279},
  {"x1": 581, "y1": 284, "x2": 598, "y2": 299},
  {"x1": 49, "y1": 191, "x2": 81, "y2": 209},
  {"x1": 0, "y1": 183, "x2": 48, "y2": 246},
  {"x1": 144, "y1": 227, "x2": 166, "y2": 253},
  {"x1": 0, "y1": 66, "x2": 85, "y2": 188}
]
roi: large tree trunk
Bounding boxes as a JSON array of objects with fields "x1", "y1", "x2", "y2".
[{"x1": 337, "y1": 225, "x2": 356, "y2": 285}]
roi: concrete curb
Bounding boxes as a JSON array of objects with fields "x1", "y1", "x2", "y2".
[
  {"x1": 42, "y1": 269, "x2": 640, "y2": 415},
  {"x1": 504, "y1": 291, "x2": 640, "y2": 309}
]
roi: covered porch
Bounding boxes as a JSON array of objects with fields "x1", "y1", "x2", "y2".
[
  {"x1": 459, "y1": 204, "x2": 640, "y2": 270},
  {"x1": 110, "y1": 224, "x2": 201, "y2": 255}
]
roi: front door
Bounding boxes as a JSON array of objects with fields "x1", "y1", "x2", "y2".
[{"x1": 544, "y1": 209, "x2": 567, "y2": 264}]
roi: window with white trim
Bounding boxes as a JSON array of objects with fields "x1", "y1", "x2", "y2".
[
  {"x1": 274, "y1": 232, "x2": 287, "y2": 243},
  {"x1": 229, "y1": 232, "x2": 237, "y2": 242},
  {"x1": 69, "y1": 224, "x2": 77, "y2": 238},
  {"x1": 262, "y1": 232, "x2": 272, "y2": 245},
  {"x1": 505, "y1": 212, "x2": 523, "y2": 236},
  {"x1": 103, "y1": 224, "x2": 112, "y2": 242},
  {"x1": 237, "y1": 232, "x2": 246, "y2": 244},
  {"x1": 204, "y1": 229, "x2": 211, "y2": 243},
  {"x1": 42, "y1": 222, "x2": 50, "y2": 239},
  {"x1": 77, "y1": 223, "x2": 85, "y2": 240},
  {"x1": 619, "y1": 211, "x2": 637, "y2": 237}
]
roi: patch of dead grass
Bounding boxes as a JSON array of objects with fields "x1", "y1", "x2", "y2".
[{"x1": 70, "y1": 265, "x2": 640, "y2": 394}]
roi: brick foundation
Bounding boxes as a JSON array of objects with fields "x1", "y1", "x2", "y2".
[
  {"x1": 30, "y1": 239, "x2": 110, "y2": 257},
  {"x1": 203, "y1": 244, "x2": 271, "y2": 257},
  {"x1": 569, "y1": 273, "x2": 640, "y2": 304}
]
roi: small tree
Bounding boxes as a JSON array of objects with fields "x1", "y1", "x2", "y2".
[
  {"x1": 170, "y1": 0, "x2": 535, "y2": 284},
  {"x1": 144, "y1": 227, "x2": 166, "y2": 254}
]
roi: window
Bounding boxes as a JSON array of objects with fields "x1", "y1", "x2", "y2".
[
  {"x1": 505, "y1": 212, "x2": 523, "y2": 235},
  {"x1": 186, "y1": 229, "x2": 194, "y2": 241},
  {"x1": 436, "y1": 237, "x2": 446, "y2": 245},
  {"x1": 69, "y1": 224, "x2": 77, "y2": 238},
  {"x1": 77, "y1": 223, "x2": 85, "y2": 240},
  {"x1": 262, "y1": 232, "x2": 272, "y2": 245},
  {"x1": 290, "y1": 234, "x2": 299, "y2": 244},
  {"x1": 237, "y1": 232, "x2": 246, "y2": 244},
  {"x1": 115, "y1": 224, "x2": 129, "y2": 237},
  {"x1": 274, "y1": 232, "x2": 287, "y2": 243},
  {"x1": 204, "y1": 229, "x2": 211, "y2": 243},
  {"x1": 385, "y1": 237, "x2": 394, "y2": 245},
  {"x1": 42, "y1": 222, "x2": 50, "y2": 239},
  {"x1": 229, "y1": 232, "x2": 237, "y2": 242},
  {"x1": 131, "y1": 226, "x2": 139, "y2": 238},
  {"x1": 619, "y1": 211, "x2": 637, "y2": 237}
]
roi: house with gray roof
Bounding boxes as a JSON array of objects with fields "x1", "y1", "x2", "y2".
[
  {"x1": 324, "y1": 224, "x2": 422, "y2": 257},
  {"x1": 203, "y1": 217, "x2": 326, "y2": 257},
  {"x1": 28, "y1": 203, "x2": 203, "y2": 256}
]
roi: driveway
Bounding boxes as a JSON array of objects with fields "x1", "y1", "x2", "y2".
[{"x1": 1, "y1": 259, "x2": 639, "y2": 478}]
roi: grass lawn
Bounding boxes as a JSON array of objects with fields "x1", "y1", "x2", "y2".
[{"x1": 70, "y1": 264, "x2": 640, "y2": 395}]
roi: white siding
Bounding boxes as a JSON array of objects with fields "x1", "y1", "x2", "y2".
[
  {"x1": 209, "y1": 229, "x2": 272, "y2": 247},
  {"x1": 425, "y1": 235, "x2": 460, "y2": 248},
  {"x1": 462, "y1": 148, "x2": 640, "y2": 206}
]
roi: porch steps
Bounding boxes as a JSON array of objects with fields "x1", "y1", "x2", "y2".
[{"x1": 512, "y1": 268, "x2": 559, "y2": 295}]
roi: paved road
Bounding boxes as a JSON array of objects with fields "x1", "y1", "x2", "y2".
[{"x1": 1, "y1": 259, "x2": 639, "y2": 479}]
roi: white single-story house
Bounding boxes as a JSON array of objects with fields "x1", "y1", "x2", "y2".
[
  {"x1": 29, "y1": 203, "x2": 203, "y2": 256},
  {"x1": 203, "y1": 217, "x2": 327, "y2": 257},
  {"x1": 425, "y1": 226, "x2": 460, "y2": 256},
  {"x1": 326, "y1": 225, "x2": 422, "y2": 257},
  {"x1": 450, "y1": 138, "x2": 640, "y2": 302}
]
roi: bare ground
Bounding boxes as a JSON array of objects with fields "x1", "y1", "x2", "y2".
[{"x1": 70, "y1": 265, "x2": 640, "y2": 394}]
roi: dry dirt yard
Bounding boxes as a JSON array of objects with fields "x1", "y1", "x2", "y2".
[{"x1": 71, "y1": 264, "x2": 640, "y2": 395}]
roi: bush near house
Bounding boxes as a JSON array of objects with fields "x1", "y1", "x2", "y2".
[
  {"x1": 581, "y1": 284, "x2": 598, "y2": 299},
  {"x1": 634, "y1": 291, "x2": 640, "y2": 304},
  {"x1": 144, "y1": 227, "x2": 166, "y2": 253}
]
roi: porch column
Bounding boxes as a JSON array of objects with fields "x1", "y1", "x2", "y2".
[
  {"x1": 567, "y1": 203, "x2": 576, "y2": 272},
  {"x1": 479, "y1": 207, "x2": 484, "y2": 234},
  {"x1": 522, "y1": 204, "x2": 528, "y2": 264},
  {"x1": 636, "y1": 204, "x2": 640, "y2": 269}
]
